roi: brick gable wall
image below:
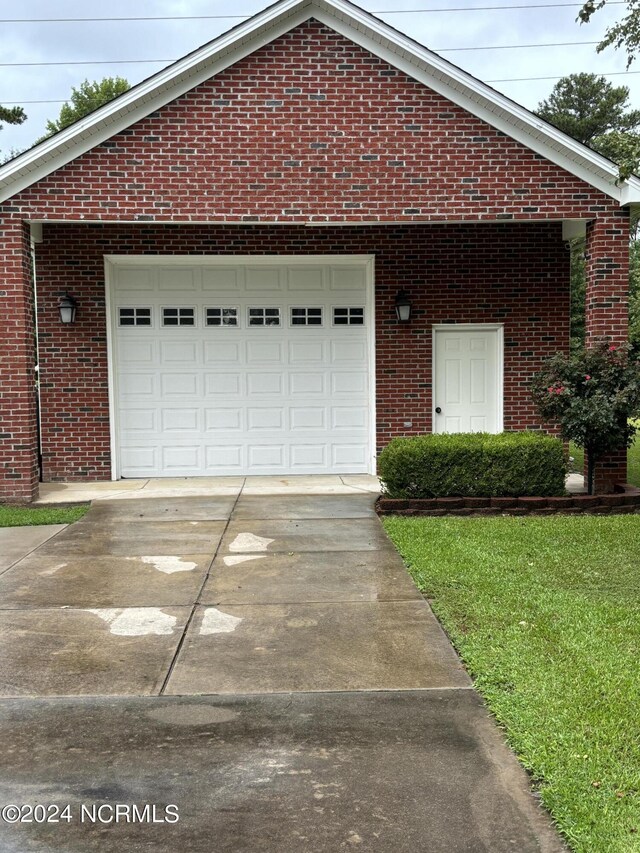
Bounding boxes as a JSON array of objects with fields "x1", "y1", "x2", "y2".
[
  {"x1": 3, "y1": 20, "x2": 627, "y2": 224},
  {"x1": 0, "y1": 18, "x2": 629, "y2": 495}
]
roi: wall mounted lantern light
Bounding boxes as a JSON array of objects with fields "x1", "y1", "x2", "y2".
[
  {"x1": 394, "y1": 289, "x2": 412, "y2": 323},
  {"x1": 58, "y1": 293, "x2": 78, "y2": 325}
]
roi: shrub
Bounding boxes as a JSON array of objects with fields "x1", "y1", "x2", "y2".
[
  {"x1": 377, "y1": 431, "x2": 566, "y2": 498},
  {"x1": 531, "y1": 338, "x2": 640, "y2": 494}
]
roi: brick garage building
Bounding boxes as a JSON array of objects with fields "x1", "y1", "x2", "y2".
[{"x1": 1, "y1": 0, "x2": 637, "y2": 502}]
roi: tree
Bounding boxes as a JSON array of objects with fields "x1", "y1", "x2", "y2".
[
  {"x1": 43, "y1": 77, "x2": 130, "y2": 137},
  {"x1": 0, "y1": 105, "x2": 27, "y2": 162},
  {"x1": 537, "y1": 72, "x2": 640, "y2": 147},
  {"x1": 0, "y1": 105, "x2": 26, "y2": 128},
  {"x1": 537, "y1": 74, "x2": 640, "y2": 179},
  {"x1": 579, "y1": 0, "x2": 640, "y2": 69},
  {"x1": 530, "y1": 339, "x2": 640, "y2": 493}
]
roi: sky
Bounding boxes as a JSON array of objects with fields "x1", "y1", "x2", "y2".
[{"x1": 1, "y1": 0, "x2": 638, "y2": 156}]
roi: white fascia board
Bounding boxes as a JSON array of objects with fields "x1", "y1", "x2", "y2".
[
  {"x1": 27, "y1": 217, "x2": 569, "y2": 227},
  {"x1": 316, "y1": 0, "x2": 640, "y2": 205},
  {"x1": 0, "y1": 0, "x2": 313, "y2": 204}
]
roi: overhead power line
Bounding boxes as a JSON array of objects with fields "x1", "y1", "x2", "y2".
[
  {"x1": 0, "y1": 2, "x2": 625, "y2": 23},
  {"x1": 0, "y1": 40, "x2": 603, "y2": 67},
  {"x1": 489, "y1": 70, "x2": 640, "y2": 81}
]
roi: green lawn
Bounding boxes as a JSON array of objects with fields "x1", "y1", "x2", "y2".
[
  {"x1": 0, "y1": 505, "x2": 89, "y2": 527},
  {"x1": 383, "y1": 515, "x2": 640, "y2": 853},
  {"x1": 570, "y1": 431, "x2": 640, "y2": 487}
]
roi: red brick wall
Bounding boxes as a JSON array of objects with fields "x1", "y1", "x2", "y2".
[
  {"x1": 585, "y1": 211, "x2": 630, "y2": 490},
  {"x1": 35, "y1": 222, "x2": 568, "y2": 481},
  {"x1": 0, "y1": 19, "x2": 629, "y2": 492},
  {"x1": 0, "y1": 216, "x2": 39, "y2": 501}
]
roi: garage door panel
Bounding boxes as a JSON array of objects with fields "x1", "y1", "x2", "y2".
[
  {"x1": 286, "y1": 267, "x2": 325, "y2": 291},
  {"x1": 332, "y1": 407, "x2": 367, "y2": 429},
  {"x1": 119, "y1": 340, "x2": 155, "y2": 364},
  {"x1": 331, "y1": 372, "x2": 367, "y2": 394},
  {"x1": 205, "y1": 445, "x2": 244, "y2": 468},
  {"x1": 204, "y1": 341, "x2": 240, "y2": 363},
  {"x1": 247, "y1": 408, "x2": 284, "y2": 431},
  {"x1": 120, "y1": 373, "x2": 156, "y2": 397},
  {"x1": 160, "y1": 373, "x2": 199, "y2": 397},
  {"x1": 119, "y1": 409, "x2": 157, "y2": 432},
  {"x1": 245, "y1": 267, "x2": 282, "y2": 292},
  {"x1": 161, "y1": 408, "x2": 200, "y2": 432},
  {"x1": 205, "y1": 373, "x2": 242, "y2": 395},
  {"x1": 158, "y1": 267, "x2": 199, "y2": 291},
  {"x1": 289, "y1": 341, "x2": 325, "y2": 363},
  {"x1": 290, "y1": 372, "x2": 325, "y2": 395},
  {"x1": 330, "y1": 267, "x2": 366, "y2": 292},
  {"x1": 159, "y1": 340, "x2": 200, "y2": 364},
  {"x1": 290, "y1": 407, "x2": 326, "y2": 430},
  {"x1": 121, "y1": 445, "x2": 157, "y2": 473},
  {"x1": 290, "y1": 444, "x2": 327, "y2": 467},
  {"x1": 161, "y1": 446, "x2": 201, "y2": 471},
  {"x1": 117, "y1": 267, "x2": 154, "y2": 291},
  {"x1": 113, "y1": 259, "x2": 372, "y2": 477},
  {"x1": 202, "y1": 267, "x2": 244, "y2": 293},
  {"x1": 247, "y1": 373, "x2": 282, "y2": 395},
  {"x1": 249, "y1": 445, "x2": 285, "y2": 467},
  {"x1": 332, "y1": 444, "x2": 368, "y2": 466},
  {"x1": 247, "y1": 341, "x2": 283, "y2": 363},
  {"x1": 205, "y1": 409, "x2": 243, "y2": 431},
  {"x1": 331, "y1": 340, "x2": 367, "y2": 363}
]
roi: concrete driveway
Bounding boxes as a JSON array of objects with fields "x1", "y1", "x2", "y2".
[{"x1": 0, "y1": 484, "x2": 565, "y2": 852}]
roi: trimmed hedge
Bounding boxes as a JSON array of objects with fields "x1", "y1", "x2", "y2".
[{"x1": 377, "y1": 432, "x2": 566, "y2": 498}]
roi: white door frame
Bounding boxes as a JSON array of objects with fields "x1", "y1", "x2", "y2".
[
  {"x1": 104, "y1": 254, "x2": 376, "y2": 479},
  {"x1": 431, "y1": 323, "x2": 504, "y2": 433}
]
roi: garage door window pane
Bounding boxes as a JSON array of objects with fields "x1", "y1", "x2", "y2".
[
  {"x1": 119, "y1": 307, "x2": 152, "y2": 327},
  {"x1": 333, "y1": 307, "x2": 364, "y2": 326},
  {"x1": 291, "y1": 307, "x2": 322, "y2": 326},
  {"x1": 206, "y1": 307, "x2": 238, "y2": 327},
  {"x1": 249, "y1": 307, "x2": 280, "y2": 326},
  {"x1": 163, "y1": 307, "x2": 195, "y2": 326}
]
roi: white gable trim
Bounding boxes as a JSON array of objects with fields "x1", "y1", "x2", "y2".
[{"x1": 1, "y1": 0, "x2": 639, "y2": 205}]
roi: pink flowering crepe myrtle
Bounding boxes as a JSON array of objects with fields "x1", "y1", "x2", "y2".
[{"x1": 531, "y1": 338, "x2": 640, "y2": 494}]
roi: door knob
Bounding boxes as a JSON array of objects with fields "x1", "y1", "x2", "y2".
[{"x1": 435, "y1": 407, "x2": 442, "y2": 414}]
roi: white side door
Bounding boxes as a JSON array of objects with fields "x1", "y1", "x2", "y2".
[{"x1": 433, "y1": 325, "x2": 503, "y2": 434}]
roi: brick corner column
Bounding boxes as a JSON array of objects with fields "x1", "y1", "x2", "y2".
[
  {"x1": 0, "y1": 213, "x2": 39, "y2": 503},
  {"x1": 585, "y1": 209, "x2": 630, "y2": 492}
]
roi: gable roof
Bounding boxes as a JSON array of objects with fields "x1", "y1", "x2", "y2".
[{"x1": 1, "y1": 0, "x2": 639, "y2": 206}]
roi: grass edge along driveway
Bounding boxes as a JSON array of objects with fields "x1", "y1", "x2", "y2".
[
  {"x1": 383, "y1": 515, "x2": 640, "y2": 853},
  {"x1": 0, "y1": 505, "x2": 89, "y2": 528}
]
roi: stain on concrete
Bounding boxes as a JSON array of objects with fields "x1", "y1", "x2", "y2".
[
  {"x1": 286, "y1": 618, "x2": 318, "y2": 628},
  {"x1": 222, "y1": 554, "x2": 266, "y2": 566},
  {"x1": 38, "y1": 562, "x2": 68, "y2": 576},
  {"x1": 229, "y1": 532, "x2": 274, "y2": 552},
  {"x1": 199, "y1": 608, "x2": 242, "y2": 635},
  {"x1": 139, "y1": 556, "x2": 197, "y2": 574},
  {"x1": 146, "y1": 704, "x2": 239, "y2": 726},
  {"x1": 85, "y1": 608, "x2": 177, "y2": 636}
]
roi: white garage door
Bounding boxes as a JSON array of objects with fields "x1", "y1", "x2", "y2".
[{"x1": 108, "y1": 256, "x2": 374, "y2": 477}]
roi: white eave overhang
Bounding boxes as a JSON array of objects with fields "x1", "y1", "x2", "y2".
[{"x1": 2, "y1": 0, "x2": 640, "y2": 207}]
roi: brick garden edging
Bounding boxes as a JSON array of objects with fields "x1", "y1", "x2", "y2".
[{"x1": 376, "y1": 488, "x2": 640, "y2": 516}]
